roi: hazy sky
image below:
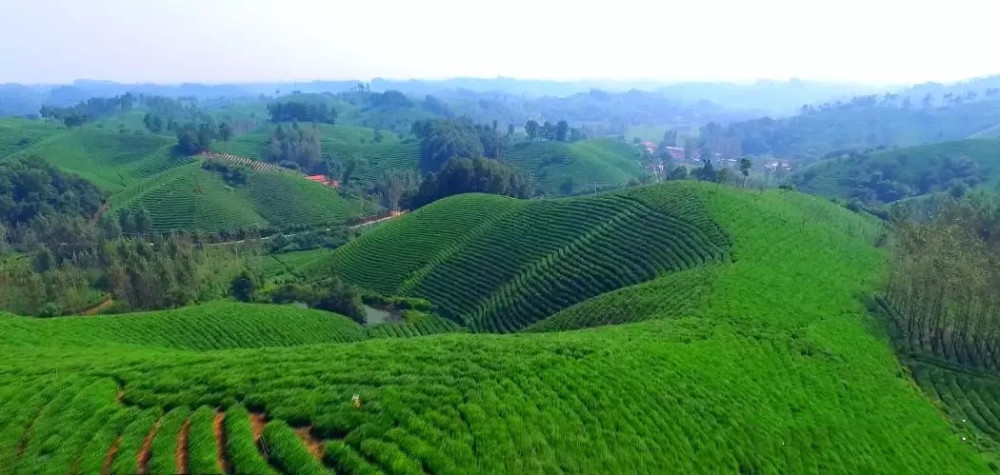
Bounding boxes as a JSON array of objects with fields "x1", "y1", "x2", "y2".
[{"x1": 2, "y1": 0, "x2": 997, "y2": 85}]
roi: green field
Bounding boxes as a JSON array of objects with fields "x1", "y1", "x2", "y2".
[
  {"x1": 502, "y1": 138, "x2": 644, "y2": 195},
  {"x1": 0, "y1": 120, "x2": 372, "y2": 232},
  {"x1": 792, "y1": 138, "x2": 1000, "y2": 203},
  {"x1": 3, "y1": 126, "x2": 178, "y2": 191},
  {"x1": 111, "y1": 164, "x2": 368, "y2": 232},
  {"x1": 0, "y1": 118, "x2": 63, "y2": 157},
  {"x1": 0, "y1": 181, "x2": 988, "y2": 472},
  {"x1": 312, "y1": 185, "x2": 730, "y2": 331},
  {"x1": 262, "y1": 248, "x2": 335, "y2": 277}
]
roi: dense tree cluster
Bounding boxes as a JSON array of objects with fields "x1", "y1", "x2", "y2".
[
  {"x1": 0, "y1": 158, "x2": 103, "y2": 227},
  {"x1": 201, "y1": 161, "x2": 250, "y2": 187},
  {"x1": 885, "y1": 193, "x2": 1000, "y2": 369},
  {"x1": 100, "y1": 235, "x2": 202, "y2": 310},
  {"x1": 369, "y1": 90, "x2": 413, "y2": 109},
  {"x1": 794, "y1": 148, "x2": 987, "y2": 205},
  {"x1": 413, "y1": 157, "x2": 535, "y2": 207},
  {"x1": 265, "y1": 277, "x2": 365, "y2": 324},
  {"x1": 700, "y1": 97, "x2": 1000, "y2": 160},
  {"x1": 175, "y1": 122, "x2": 217, "y2": 155},
  {"x1": 411, "y1": 118, "x2": 486, "y2": 171},
  {"x1": 265, "y1": 122, "x2": 324, "y2": 173},
  {"x1": 267, "y1": 100, "x2": 336, "y2": 124},
  {"x1": 373, "y1": 169, "x2": 421, "y2": 211},
  {"x1": 39, "y1": 93, "x2": 136, "y2": 127},
  {"x1": 523, "y1": 119, "x2": 585, "y2": 142}
]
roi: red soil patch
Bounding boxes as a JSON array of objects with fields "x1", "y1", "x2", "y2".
[
  {"x1": 249, "y1": 412, "x2": 267, "y2": 443},
  {"x1": 176, "y1": 418, "x2": 191, "y2": 474},
  {"x1": 102, "y1": 436, "x2": 122, "y2": 474},
  {"x1": 136, "y1": 419, "x2": 161, "y2": 473},
  {"x1": 293, "y1": 426, "x2": 325, "y2": 460},
  {"x1": 213, "y1": 410, "x2": 231, "y2": 474}
]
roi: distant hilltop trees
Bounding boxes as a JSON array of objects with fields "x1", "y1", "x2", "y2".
[
  {"x1": 267, "y1": 100, "x2": 336, "y2": 124},
  {"x1": 39, "y1": 93, "x2": 136, "y2": 128}
]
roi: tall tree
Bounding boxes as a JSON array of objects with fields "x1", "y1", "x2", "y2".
[
  {"x1": 740, "y1": 157, "x2": 752, "y2": 188},
  {"x1": 525, "y1": 120, "x2": 539, "y2": 142},
  {"x1": 555, "y1": 120, "x2": 569, "y2": 142}
]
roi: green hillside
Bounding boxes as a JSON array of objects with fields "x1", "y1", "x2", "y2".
[
  {"x1": 0, "y1": 121, "x2": 371, "y2": 232},
  {"x1": 716, "y1": 99, "x2": 1000, "y2": 160},
  {"x1": 792, "y1": 138, "x2": 1000, "y2": 204},
  {"x1": 504, "y1": 138, "x2": 644, "y2": 195},
  {"x1": 311, "y1": 185, "x2": 730, "y2": 331},
  {"x1": 0, "y1": 182, "x2": 988, "y2": 473},
  {"x1": 4, "y1": 127, "x2": 178, "y2": 191},
  {"x1": 0, "y1": 301, "x2": 367, "y2": 350},
  {"x1": 113, "y1": 164, "x2": 367, "y2": 232},
  {"x1": 0, "y1": 118, "x2": 62, "y2": 157}
]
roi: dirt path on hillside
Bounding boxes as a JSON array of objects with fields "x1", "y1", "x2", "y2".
[
  {"x1": 350, "y1": 210, "x2": 405, "y2": 229},
  {"x1": 91, "y1": 199, "x2": 110, "y2": 224},
  {"x1": 136, "y1": 419, "x2": 161, "y2": 473},
  {"x1": 176, "y1": 418, "x2": 191, "y2": 474},
  {"x1": 293, "y1": 426, "x2": 325, "y2": 460},
  {"x1": 82, "y1": 297, "x2": 114, "y2": 316},
  {"x1": 214, "y1": 411, "x2": 231, "y2": 474},
  {"x1": 101, "y1": 436, "x2": 122, "y2": 474},
  {"x1": 249, "y1": 412, "x2": 267, "y2": 442}
]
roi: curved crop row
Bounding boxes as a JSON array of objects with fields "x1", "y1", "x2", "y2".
[{"x1": 321, "y1": 185, "x2": 730, "y2": 332}]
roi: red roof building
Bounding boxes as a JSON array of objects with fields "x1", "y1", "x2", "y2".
[{"x1": 305, "y1": 175, "x2": 340, "y2": 188}]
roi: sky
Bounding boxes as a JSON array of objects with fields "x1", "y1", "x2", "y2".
[{"x1": 2, "y1": 0, "x2": 998, "y2": 85}]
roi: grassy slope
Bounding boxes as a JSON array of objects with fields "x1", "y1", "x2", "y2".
[
  {"x1": 504, "y1": 138, "x2": 644, "y2": 195},
  {"x1": 312, "y1": 185, "x2": 730, "y2": 332},
  {"x1": 4, "y1": 127, "x2": 178, "y2": 191},
  {"x1": 746, "y1": 100, "x2": 1000, "y2": 159},
  {"x1": 0, "y1": 118, "x2": 63, "y2": 158},
  {"x1": 0, "y1": 120, "x2": 367, "y2": 232},
  {"x1": 792, "y1": 138, "x2": 1000, "y2": 201},
  {"x1": 0, "y1": 301, "x2": 366, "y2": 350},
  {"x1": 0, "y1": 182, "x2": 986, "y2": 472},
  {"x1": 218, "y1": 127, "x2": 643, "y2": 196}
]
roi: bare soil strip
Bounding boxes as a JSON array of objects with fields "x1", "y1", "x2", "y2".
[
  {"x1": 101, "y1": 436, "x2": 122, "y2": 474},
  {"x1": 176, "y1": 418, "x2": 191, "y2": 474},
  {"x1": 249, "y1": 412, "x2": 267, "y2": 443},
  {"x1": 214, "y1": 410, "x2": 232, "y2": 474},
  {"x1": 136, "y1": 419, "x2": 161, "y2": 473},
  {"x1": 293, "y1": 426, "x2": 325, "y2": 460},
  {"x1": 83, "y1": 297, "x2": 114, "y2": 316}
]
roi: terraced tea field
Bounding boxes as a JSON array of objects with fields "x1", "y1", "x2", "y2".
[
  {"x1": 313, "y1": 185, "x2": 730, "y2": 332},
  {"x1": 0, "y1": 182, "x2": 989, "y2": 473},
  {"x1": 0, "y1": 118, "x2": 62, "y2": 157},
  {"x1": 109, "y1": 162, "x2": 368, "y2": 232},
  {"x1": 4, "y1": 128, "x2": 178, "y2": 191},
  {"x1": 503, "y1": 138, "x2": 644, "y2": 195}
]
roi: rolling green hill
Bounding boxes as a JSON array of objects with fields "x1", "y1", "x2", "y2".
[
  {"x1": 503, "y1": 138, "x2": 644, "y2": 195},
  {"x1": 791, "y1": 138, "x2": 1000, "y2": 204},
  {"x1": 0, "y1": 121, "x2": 371, "y2": 232},
  {"x1": 716, "y1": 99, "x2": 1000, "y2": 160},
  {"x1": 0, "y1": 118, "x2": 63, "y2": 157},
  {"x1": 3, "y1": 126, "x2": 178, "y2": 191},
  {"x1": 217, "y1": 129, "x2": 643, "y2": 196},
  {"x1": 310, "y1": 185, "x2": 730, "y2": 332},
  {"x1": 0, "y1": 182, "x2": 988, "y2": 473},
  {"x1": 112, "y1": 163, "x2": 368, "y2": 232}
]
